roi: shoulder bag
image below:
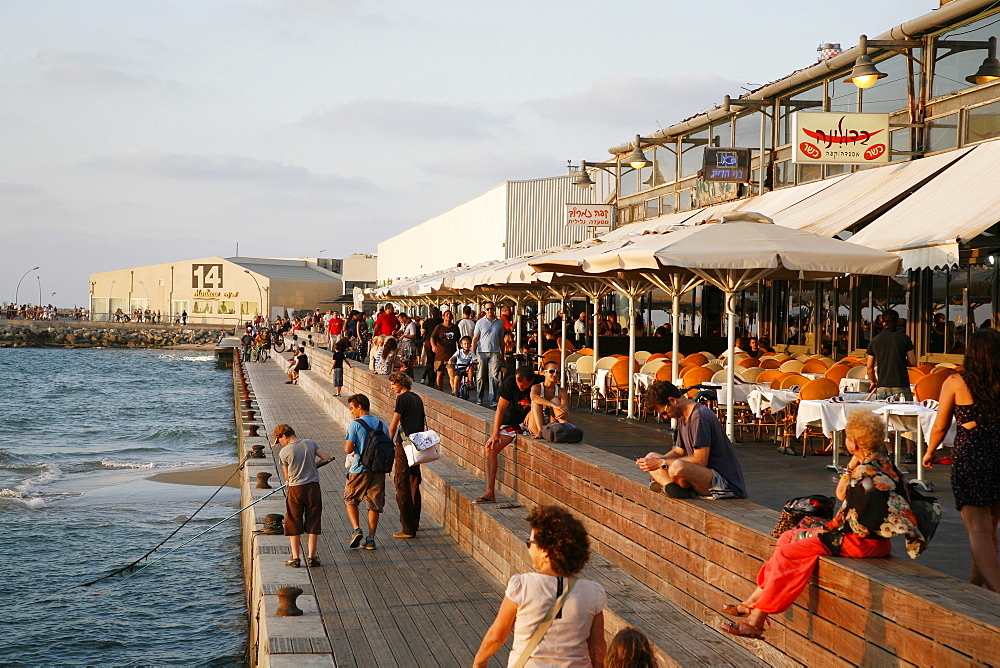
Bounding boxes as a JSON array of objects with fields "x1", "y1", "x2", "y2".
[{"x1": 511, "y1": 576, "x2": 576, "y2": 668}]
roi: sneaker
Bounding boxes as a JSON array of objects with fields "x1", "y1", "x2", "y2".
[
  {"x1": 903, "y1": 453, "x2": 917, "y2": 464},
  {"x1": 363, "y1": 538, "x2": 376, "y2": 550},
  {"x1": 648, "y1": 481, "x2": 664, "y2": 494},
  {"x1": 348, "y1": 528, "x2": 363, "y2": 549},
  {"x1": 392, "y1": 531, "x2": 415, "y2": 539},
  {"x1": 285, "y1": 557, "x2": 300, "y2": 568},
  {"x1": 306, "y1": 556, "x2": 321, "y2": 567}
]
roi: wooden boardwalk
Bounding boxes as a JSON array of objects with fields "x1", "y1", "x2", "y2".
[{"x1": 244, "y1": 359, "x2": 509, "y2": 667}]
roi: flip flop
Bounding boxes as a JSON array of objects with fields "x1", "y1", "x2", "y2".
[
  {"x1": 720, "y1": 603, "x2": 751, "y2": 617},
  {"x1": 473, "y1": 496, "x2": 496, "y2": 504}
]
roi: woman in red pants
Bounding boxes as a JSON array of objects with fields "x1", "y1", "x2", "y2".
[{"x1": 720, "y1": 410, "x2": 926, "y2": 639}]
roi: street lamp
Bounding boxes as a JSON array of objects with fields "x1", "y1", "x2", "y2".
[
  {"x1": 14, "y1": 266, "x2": 39, "y2": 305},
  {"x1": 244, "y1": 270, "x2": 264, "y2": 319},
  {"x1": 845, "y1": 34, "x2": 1000, "y2": 89}
]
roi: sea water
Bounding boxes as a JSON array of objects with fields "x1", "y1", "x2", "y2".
[{"x1": 0, "y1": 347, "x2": 245, "y2": 665}]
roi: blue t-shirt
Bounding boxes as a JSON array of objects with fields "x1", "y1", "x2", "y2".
[
  {"x1": 473, "y1": 317, "x2": 505, "y2": 353},
  {"x1": 345, "y1": 414, "x2": 386, "y2": 474},
  {"x1": 677, "y1": 404, "x2": 748, "y2": 498}
]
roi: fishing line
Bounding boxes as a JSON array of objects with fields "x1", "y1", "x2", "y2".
[{"x1": 80, "y1": 454, "x2": 251, "y2": 587}]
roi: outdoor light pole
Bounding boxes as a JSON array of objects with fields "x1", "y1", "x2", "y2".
[
  {"x1": 14, "y1": 266, "x2": 40, "y2": 305},
  {"x1": 245, "y1": 270, "x2": 264, "y2": 318},
  {"x1": 37, "y1": 276, "x2": 41, "y2": 306}
]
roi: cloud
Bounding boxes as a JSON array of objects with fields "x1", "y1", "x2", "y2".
[
  {"x1": 0, "y1": 182, "x2": 45, "y2": 195},
  {"x1": 32, "y1": 48, "x2": 154, "y2": 88},
  {"x1": 524, "y1": 72, "x2": 741, "y2": 131},
  {"x1": 306, "y1": 99, "x2": 508, "y2": 140},
  {"x1": 418, "y1": 149, "x2": 559, "y2": 182},
  {"x1": 34, "y1": 49, "x2": 134, "y2": 68},
  {"x1": 82, "y1": 150, "x2": 376, "y2": 190}
]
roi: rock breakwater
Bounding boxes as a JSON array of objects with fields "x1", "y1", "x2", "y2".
[{"x1": 0, "y1": 322, "x2": 223, "y2": 348}]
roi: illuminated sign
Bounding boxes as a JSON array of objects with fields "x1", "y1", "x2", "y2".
[
  {"x1": 702, "y1": 148, "x2": 751, "y2": 182},
  {"x1": 793, "y1": 112, "x2": 890, "y2": 164},
  {"x1": 565, "y1": 204, "x2": 615, "y2": 226}
]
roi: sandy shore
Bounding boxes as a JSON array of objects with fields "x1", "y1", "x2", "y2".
[{"x1": 149, "y1": 464, "x2": 240, "y2": 488}]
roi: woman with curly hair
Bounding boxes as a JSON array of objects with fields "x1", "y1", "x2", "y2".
[
  {"x1": 474, "y1": 505, "x2": 606, "y2": 667},
  {"x1": 925, "y1": 328, "x2": 1000, "y2": 591},
  {"x1": 720, "y1": 410, "x2": 923, "y2": 639}
]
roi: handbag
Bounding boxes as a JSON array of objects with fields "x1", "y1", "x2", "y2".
[
  {"x1": 402, "y1": 429, "x2": 441, "y2": 466},
  {"x1": 511, "y1": 576, "x2": 576, "y2": 668},
  {"x1": 771, "y1": 494, "x2": 836, "y2": 538},
  {"x1": 541, "y1": 422, "x2": 583, "y2": 443}
]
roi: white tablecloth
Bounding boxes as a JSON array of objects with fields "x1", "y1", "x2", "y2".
[
  {"x1": 633, "y1": 372, "x2": 655, "y2": 393},
  {"x1": 747, "y1": 388, "x2": 799, "y2": 416},
  {"x1": 796, "y1": 400, "x2": 886, "y2": 438},
  {"x1": 593, "y1": 368, "x2": 611, "y2": 398},
  {"x1": 839, "y1": 377, "x2": 872, "y2": 393}
]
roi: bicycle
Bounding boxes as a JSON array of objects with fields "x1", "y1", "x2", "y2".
[{"x1": 270, "y1": 330, "x2": 286, "y2": 353}]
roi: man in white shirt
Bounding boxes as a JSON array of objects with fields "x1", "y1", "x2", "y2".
[{"x1": 472, "y1": 302, "x2": 505, "y2": 407}]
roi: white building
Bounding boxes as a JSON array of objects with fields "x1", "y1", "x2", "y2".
[{"x1": 377, "y1": 175, "x2": 600, "y2": 284}]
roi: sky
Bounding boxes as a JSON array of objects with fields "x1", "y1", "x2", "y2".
[{"x1": 0, "y1": 0, "x2": 932, "y2": 306}]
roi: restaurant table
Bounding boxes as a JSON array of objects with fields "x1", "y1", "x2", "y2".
[
  {"x1": 873, "y1": 403, "x2": 954, "y2": 484},
  {"x1": 747, "y1": 388, "x2": 799, "y2": 417},
  {"x1": 796, "y1": 399, "x2": 886, "y2": 469},
  {"x1": 839, "y1": 377, "x2": 873, "y2": 393}
]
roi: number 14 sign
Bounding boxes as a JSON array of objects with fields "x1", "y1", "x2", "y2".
[{"x1": 192, "y1": 263, "x2": 223, "y2": 289}]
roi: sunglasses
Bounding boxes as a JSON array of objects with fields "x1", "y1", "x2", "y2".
[
  {"x1": 544, "y1": 369, "x2": 558, "y2": 374},
  {"x1": 485, "y1": 307, "x2": 496, "y2": 310},
  {"x1": 525, "y1": 538, "x2": 538, "y2": 549}
]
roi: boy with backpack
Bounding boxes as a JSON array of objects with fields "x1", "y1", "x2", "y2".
[{"x1": 343, "y1": 393, "x2": 394, "y2": 550}]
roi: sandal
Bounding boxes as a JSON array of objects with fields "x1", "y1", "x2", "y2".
[
  {"x1": 473, "y1": 496, "x2": 496, "y2": 504},
  {"x1": 285, "y1": 557, "x2": 300, "y2": 568},
  {"x1": 719, "y1": 620, "x2": 765, "y2": 639},
  {"x1": 720, "y1": 603, "x2": 751, "y2": 618}
]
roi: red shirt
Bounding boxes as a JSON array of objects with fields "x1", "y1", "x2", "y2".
[
  {"x1": 373, "y1": 312, "x2": 399, "y2": 336},
  {"x1": 328, "y1": 316, "x2": 345, "y2": 336},
  {"x1": 500, "y1": 315, "x2": 514, "y2": 332}
]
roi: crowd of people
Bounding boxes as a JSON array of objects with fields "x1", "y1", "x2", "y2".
[
  {"x1": 4, "y1": 304, "x2": 84, "y2": 320},
  {"x1": 264, "y1": 301, "x2": 1000, "y2": 662}
]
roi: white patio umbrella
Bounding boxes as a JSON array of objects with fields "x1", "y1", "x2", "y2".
[{"x1": 535, "y1": 211, "x2": 903, "y2": 439}]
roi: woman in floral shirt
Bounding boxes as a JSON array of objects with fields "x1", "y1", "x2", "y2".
[{"x1": 720, "y1": 410, "x2": 923, "y2": 639}]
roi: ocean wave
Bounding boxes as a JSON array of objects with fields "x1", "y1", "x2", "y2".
[
  {"x1": 99, "y1": 460, "x2": 157, "y2": 470},
  {"x1": 113, "y1": 427, "x2": 201, "y2": 443},
  {"x1": 0, "y1": 462, "x2": 63, "y2": 501}
]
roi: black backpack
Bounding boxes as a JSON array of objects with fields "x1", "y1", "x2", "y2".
[
  {"x1": 541, "y1": 422, "x2": 583, "y2": 443},
  {"x1": 355, "y1": 419, "x2": 394, "y2": 474}
]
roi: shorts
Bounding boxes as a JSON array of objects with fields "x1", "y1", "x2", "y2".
[
  {"x1": 699, "y1": 469, "x2": 737, "y2": 500},
  {"x1": 332, "y1": 367, "x2": 344, "y2": 387},
  {"x1": 499, "y1": 423, "x2": 529, "y2": 438},
  {"x1": 284, "y1": 482, "x2": 322, "y2": 536},
  {"x1": 343, "y1": 472, "x2": 386, "y2": 512},
  {"x1": 435, "y1": 360, "x2": 451, "y2": 373}
]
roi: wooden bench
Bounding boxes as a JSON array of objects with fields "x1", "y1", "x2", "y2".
[{"x1": 298, "y1": 344, "x2": 1000, "y2": 666}]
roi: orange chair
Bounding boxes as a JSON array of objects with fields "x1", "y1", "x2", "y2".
[
  {"x1": 577, "y1": 348, "x2": 594, "y2": 356},
  {"x1": 824, "y1": 363, "x2": 852, "y2": 384},
  {"x1": 778, "y1": 373, "x2": 809, "y2": 390},
  {"x1": 646, "y1": 352, "x2": 667, "y2": 362},
  {"x1": 604, "y1": 358, "x2": 640, "y2": 414},
  {"x1": 654, "y1": 364, "x2": 674, "y2": 382},
  {"x1": 760, "y1": 358, "x2": 782, "y2": 370},
  {"x1": 738, "y1": 357, "x2": 761, "y2": 368},
  {"x1": 541, "y1": 349, "x2": 563, "y2": 366},
  {"x1": 684, "y1": 352, "x2": 708, "y2": 367},
  {"x1": 756, "y1": 369, "x2": 782, "y2": 385},
  {"x1": 681, "y1": 366, "x2": 715, "y2": 397},
  {"x1": 799, "y1": 378, "x2": 839, "y2": 400},
  {"x1": 914, "y1": 373, "x2": 948, "y2": 402},
  {"x1": 907, "y1": 367, "x2": 926, "y2": 384},
  {"x1": 932, "y1": 367, "x2": 957, "y2": 377},
  {"x1": 917, "y1": 363, "x2": 935, "y2": 375},
  {"x1": 800, "y1": 359, "x2": 828, "y2": 374}
]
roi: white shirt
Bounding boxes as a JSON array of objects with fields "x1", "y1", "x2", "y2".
[{"x1": 505, "y1": 573, "x2": 606, "y2": 667}]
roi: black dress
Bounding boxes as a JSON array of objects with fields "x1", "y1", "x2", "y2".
[{"x1": 952, "y1": 403, "x2": 1000, "y2": 509}]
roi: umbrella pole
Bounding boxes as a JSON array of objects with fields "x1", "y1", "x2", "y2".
[
  {"x1": 514, "y1": 296, "x2": 522, "y2": 352},
  {"x1": 536, "y1": 298, "x2": 543, "y2": 363},
  {"x1": 726, "y1": 291, "x2": 737, "y2": 443},
  {"x1": 627, "y1": 293, "x2": 636, "y2": 419},
  {"x1": 560, "y1": 297, "x2": 567, "y2": 386},
  {"x1": 671, "y1": 296, "x2": 680, "y2": 384}
]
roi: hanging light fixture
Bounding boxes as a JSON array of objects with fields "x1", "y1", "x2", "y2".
[
  {"x1": 625, "y1": 134, "x2": 651, "y2": 169},
  {"x1": 966, "y1": 37, "x2": 1000, "y2": 85}
]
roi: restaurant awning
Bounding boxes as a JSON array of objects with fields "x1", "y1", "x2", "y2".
[
  {"x1": 769, "y1": 146, "x2": 973, "y2": 237},
  {"x1": 848, "y1": 139, "x2": 1000, "y2": 270}
]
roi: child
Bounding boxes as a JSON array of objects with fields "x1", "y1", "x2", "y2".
[
  {"x1": 331, "y1": 338, "x2": 350, "y2": 397},
  {"x1": 604, "y1": 627, "x2": 657, "y2": 668},
  {"x1": 306, "y1": 334, "x2": 315, "y2": 347},
  {"x1": 448, "y1": 336, "x2": 477, "y2": 396}
]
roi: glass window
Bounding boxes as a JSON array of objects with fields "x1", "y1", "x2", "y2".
[
  {"x1": 90, "y1": 298, "x2": 109, "y2": 321},
  {"x1": 734, "y1": 112, "x2": 765, "y2": 150},
  {"x1": 218, "y1": 301, "x2": 236, "y2": 315},
  {"x1": 795, "y1": 163, "x2": 823, "y2": 184},
  {"x1": 660, "y1": 195, "x2": 674, "y2": 215},
  {"x1": 713, "y1": 120, "x2": 732, "y2": 147},
  {"x1": 965, "y1": 100, "x2": 1000, "y2": 145},
  {"x1": 172, "y1": 300, "x2": 189, "y2": 316},
  {"x1": 774, "y1": 160, "x2": 793, "y2": 188},
  {"x1": 241, "y1": 301, "x2": 260, "y2": 316},
  {"x1": 932, "y1": 17, "x2": 1000, "y2": 98},
  {"x1": 618, "y1": 165, "x2": 639, "y2": 198},
  {"x1": 926, "y1": 113, "x2": 959, "y2": 153},
  {"x1": 779, "y1": 84, "x2": 823, "y2": 146},
  {"x1": 654, "y1": 145, "x2": 676, "y2": 184},
  {"x1": 827, "y1": 77, "x2": 857, "y2": 114},
  {"x1": 681, "y1": 127, "x2": 709, "y2": 177},
  {"x1": 859, "y1": 53, "x2": 918, "y2": 114},
  {"x1": 645, "y1": 198, "x2": 659, "y2": 219},
  {"x1": 825, "y1": 163, "x2": 852, "y2": 178},
  {"x1": 677, "y1": 189, "x2": 693, "y2": 211},
  {"x1": 129, "y1": 298, "x2": 149, "y2": 312},
  {"x1": 890, "y1": 127, "x2": 912, "y2": 158},
  {"x1": 193, "y1": 301, "x2": 214, "y2": 314}
]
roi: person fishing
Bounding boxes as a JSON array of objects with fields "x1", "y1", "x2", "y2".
[{"x1": 273, "y1": 423, "x2": 334, "y2": 568}]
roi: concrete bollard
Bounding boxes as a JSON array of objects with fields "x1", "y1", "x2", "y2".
[
  {"x1": 250, "y1": 444, "x2": 266, "y2": 458},
  {"x1": 246, "y1": 423, "x2": 260, "y2": 437},
  {"x1": 243, "y1": 409, "x2": 256, "y2": 421},
  {"x1": 256, "y1": 472, "x2": 272, "y2": 489},
  {"x1": 275, "y1": 586, "x2": 304, "y2": 617},
  {"x1": 243, "y1": 397, "x2": 254, "y2": 409}
]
